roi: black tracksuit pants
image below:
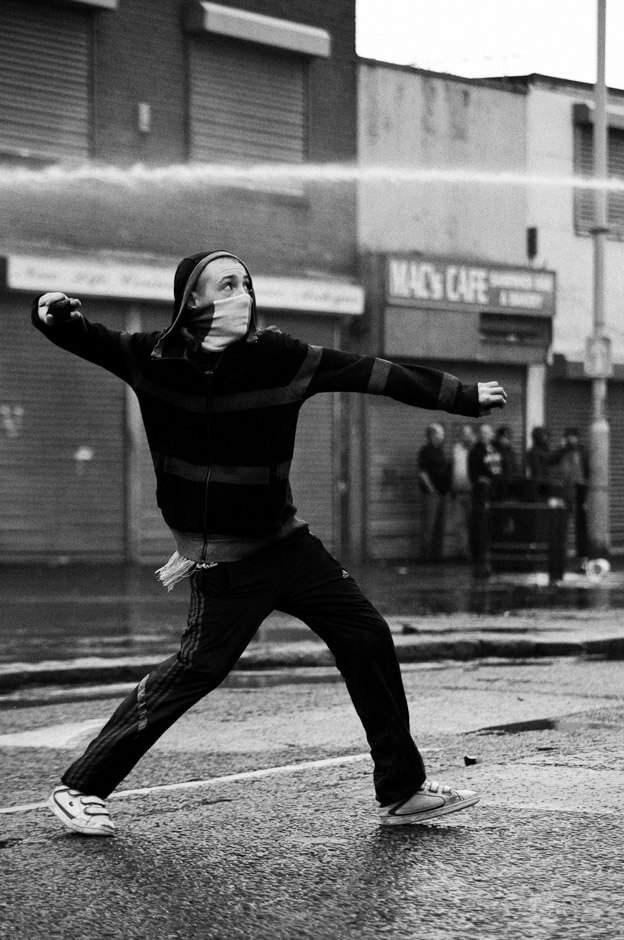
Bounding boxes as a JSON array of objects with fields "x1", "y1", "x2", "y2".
[{"x1": 62, "y1": 528, "x2": 426, "y2": 805}]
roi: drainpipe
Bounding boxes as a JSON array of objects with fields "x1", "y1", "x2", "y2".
[{"x1": 586, "y1": 0, "x2": 611, "y2": 558}]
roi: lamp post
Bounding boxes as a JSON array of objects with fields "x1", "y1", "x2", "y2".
[{"x1": 585, "y1": 0, "x2": 611, "y2": 558}]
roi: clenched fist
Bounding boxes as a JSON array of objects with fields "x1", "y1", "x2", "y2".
[
  {"x1": 477, "y1": 381, "x2": 507, "y2": 415},
  {"x1": 38, "y1": 292, "x2": 82, "y2": 326}
]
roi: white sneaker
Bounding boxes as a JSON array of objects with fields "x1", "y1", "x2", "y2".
[
  {"x1": 48, "y1": 785, "x2": 115, "y2": 837},
  {"x1": 379, "y1": 779, "x2": 479, "y2": 826}
]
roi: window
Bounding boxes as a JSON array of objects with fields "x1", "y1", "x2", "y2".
[
  {"x1": 574, "y1": 115, "x2": 624, "y2": 239},
  {"x1": 479, "y1": 313, "x2": 552, "y2": 349},
  {"x1": 188, "y1": 36, "x2": 307, "y2": 164},
  {"x1": 184, "y1": 3, "x2": 330, "y2": 166}
]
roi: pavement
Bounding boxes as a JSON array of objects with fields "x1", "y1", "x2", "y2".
[
  {"x1": 5, "y1": 659, "x2": 624, "y2": 940},
  {"x1": 2, "y1": 559, "x2": 624, "y2": 692}
]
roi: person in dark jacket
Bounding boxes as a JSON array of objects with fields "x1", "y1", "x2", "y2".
[
  {"x1": 36, "y1": 250, "x2": 507, "y2": 834},
  {"x1": 418, "y1": 423, "x2": 452, "y2": 560},
  {"x1": 493, "y1": 425, "x2": 519, "y2": 495},
  {"x1": 525, "y1": 426, "x2": 553, "y2": 488},
  {"x1": 468, "y1": 423, "x2": 504, "y2": 577},
  {"x1": 550, "y1": 427, "x2": 590, "y2": 564},
  {"x1": 451, "y1": 424, "x2": 476, "y2": 560}
]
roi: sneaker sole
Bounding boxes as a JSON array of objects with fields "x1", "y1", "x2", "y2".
[
  {"x1": 379, "y1": 795, "x2": 480, "y2": 826},
  {"x1": 47, "y1": 794, "x2": 115, "y2": 837}
]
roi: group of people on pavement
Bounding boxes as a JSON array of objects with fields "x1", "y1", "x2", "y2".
[{"x1": 418, "y1": 422, "x2": 590, "y2": 575}]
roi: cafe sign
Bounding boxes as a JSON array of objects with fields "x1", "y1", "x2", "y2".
[{"x1": 387, "y1": 255, "x2": 556, "y2": 317}]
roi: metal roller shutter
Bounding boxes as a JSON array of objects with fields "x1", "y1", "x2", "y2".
[
  {"x1": 545, "y1": 379, "x2": 591, "y2": 446},
  {"x1": 133, "y1": 312, "x2": 338, "y2": 561},
  {"x1": 290, "y1": 392, "x2": 336, "y2": 550},
  {"x1": 546, "y1": 377, "x2": 624, "y2": 550},
  {"x1": 606, "y1": 383, "x2": 624, "y2": 548},
  {"x1": 0, "y1": 297, "x2": 125, "y2": 560},
  {"x1": 0, "y1": 0, "x2": 91, "y2": 159},
  {"x1": 188, "y1": 36, "x2": 305, "y2": 163},
  {"x1": 366, "y1": 362, "x2": 526, "y2": 561}
]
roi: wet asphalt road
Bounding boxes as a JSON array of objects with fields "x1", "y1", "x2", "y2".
[
  {"x1": 2, "y1": 560, "x2": 624, "y2": 665},
  {"x1": 1, "y1": 658, "x2": 624, "y2": 939}
]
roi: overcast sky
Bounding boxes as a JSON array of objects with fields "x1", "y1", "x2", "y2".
[{"x1": 356, "y1": 0, "x2": 624, "y2": 90}]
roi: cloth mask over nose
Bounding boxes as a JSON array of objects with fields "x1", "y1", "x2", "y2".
[{"x1": 186, "y1": 293, "x2": 253, "y2": 353}]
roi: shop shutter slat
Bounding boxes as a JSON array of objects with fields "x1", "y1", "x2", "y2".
[
  {"x1": 367, "y1": 363, "x2": 526, "y2": 561},
  {"x1": 0, "y1": 301, "x2": 125, "y2": 560},
  {"x1": 607, "y1": 384, "x2": 624, "y2": 545},
  {"x1": 189, "y1": 37, "x2": 305, "y2": 163},
  {"x1": 0, "y1": 0, "x2": 90, "y2": 158}
]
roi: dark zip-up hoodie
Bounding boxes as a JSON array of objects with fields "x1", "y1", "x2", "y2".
[{"x1": 32, "y1": 250, "x2": 482, "y2": 561}]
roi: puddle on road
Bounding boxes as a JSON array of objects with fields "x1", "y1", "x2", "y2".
[
  {"x1": 1, "y1": 562, "x2": 623, "y2": 675},
  {"x1": 1, "y1": 563, "x2": 623, "y2": 664},
  {"x1": 474, "y1": 716, "x2": 559, "y2": 735},
  {"x1": 472, "y1": 713, "x2": 618, "y2": 736}
]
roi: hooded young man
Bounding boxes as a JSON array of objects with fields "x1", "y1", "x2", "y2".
[{"x1": 34, "y1": 250, "x2": 507, "y2": 835}]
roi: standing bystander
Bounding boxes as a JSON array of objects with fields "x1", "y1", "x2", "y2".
[
  {"x1": 525, "y1": 426, "x2": 553, "y2": 490},
  {"x1": 468, "y1": 423, "x2": 504, "y2": 577},
  {"x1": 451, "y1": 424, "x2": 476, "y2": 560},
  {"x1": 418, "y1": 423, "x2": 452, "y2": 560},
  {"x1": 493, "y1": 425, "x2": 519, "y2": 496},
  {"x1": 551, "y1": 427, "x2": 590, "y2": 567}
]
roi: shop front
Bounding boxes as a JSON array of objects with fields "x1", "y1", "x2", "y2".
[
  {"x1": 1, "y1": 252, "x2": 363, "y2": 563},
  {"x1": 355, "y1": 252, "x2": 556, "y2": 562},
  {"x1": 546, "y1": 358, "x2": 624, "y2": 552}
]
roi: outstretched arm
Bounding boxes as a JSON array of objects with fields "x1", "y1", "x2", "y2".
[
  {"x1": 299, "y1": 343, "x2": 507, "y2": 418},
  {"x1": 32, "y1": 292, "x2": 133, "y2": 384}
]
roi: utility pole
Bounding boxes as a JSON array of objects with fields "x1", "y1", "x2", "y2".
[{"x1": 585, "y1": 0, "x2": 611, "y2": 557}]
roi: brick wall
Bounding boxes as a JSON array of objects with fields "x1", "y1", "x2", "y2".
[
  {"x1": 1, "y1": 0, "x2": 357, "y2": 278},
  {"x1": 92, "y1": 1, "x2": 188, "y2": 165}
]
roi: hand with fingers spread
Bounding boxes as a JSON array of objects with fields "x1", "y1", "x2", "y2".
[
  {"x1": 37, "y1": 292, "x2": 82, "y2": 326},
  {"x1": 477, "y1": 381, "x2": 507, "y2": 416}
]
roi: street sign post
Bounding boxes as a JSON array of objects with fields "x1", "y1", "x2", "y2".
[{"x1": 584, "y1": 333, "x2": 613, "y2": 379}]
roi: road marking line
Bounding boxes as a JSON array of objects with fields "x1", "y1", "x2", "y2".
[
  {"x1": 0, "y1": 719, "x2": 104, "y2": 749},
  {"x1": 0, "y1": 801, "x2": 48, "y2": 815},
  {"x1": 0, "y1": 753, "x2": 372, "y2": 816}
]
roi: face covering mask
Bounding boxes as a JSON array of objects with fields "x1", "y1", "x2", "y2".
[{"x1": 185, "y1": 293, "x2": 253, "y2": 353}]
